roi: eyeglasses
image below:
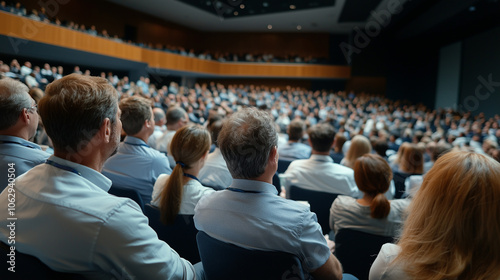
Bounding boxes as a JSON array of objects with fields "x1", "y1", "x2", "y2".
[{"x1": 27, "y1": 103, "x2": 38, "y2": 113}]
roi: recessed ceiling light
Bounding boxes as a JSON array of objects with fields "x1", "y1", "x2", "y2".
[
  {"x1": 263, "y1": 2, "x2": 269, "y2": 7},
  {"x1": 290, "y1": 4, "x2": 296, "y2": 9},
  {"x1": 297, "y1": 25, "x2": 302, "y2": 30},
  {"x1": 240, "y1": 4, "x2": 245, "y2": 9},
  {"x1": 234, "y1": 11, "x2": 238, "y2": 15},
  {"x1": 469, "y1": 6, "x2": 476, "y2": 11},
  {"x1": 267, "y1": 24, "x2": 273, "y2": 29}
]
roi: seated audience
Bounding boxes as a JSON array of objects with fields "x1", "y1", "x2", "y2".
[
  {"x1": 194, "y1": 108, "x2": 343, "y2": 280},
  {"x1": 341, "y1": 134, "x2": 372, "y2": 168},
  {"x1": 391, "y1": 143, "x2": 424, "y2": 175},
  {"x1": 0, "y1": 78, "x2": 49, "y2": 191},
  {"x1": 278, "y1": 119, "x2": 312, "y2": 160},
  {"x1": 152, "y1": 124, "x2": 214, "y2": 224},
  {"x1": 102, "y1": 96, "x2": 171, "y2": 202},
  {"x1": 330, "y1": 154, "x2": 409, "y2": 237},
  {"x1": 283, "y1": 123, "x2": 359, "y2": 198},
  {"x1": 0, "y1": 74, "x2": 196, "y2": 278},
  {"x1": 156, "y1": 106, "x2": 188, "y2": 166},
  {"x1": 198, "y1": 119, "x2": 233, "y2": 190},
  {"x1": 370, "y1": 151, "x2": 500, "y2": 280}
]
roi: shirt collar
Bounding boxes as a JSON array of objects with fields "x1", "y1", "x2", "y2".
[
  {"x1": 123, "y1": 136, "x2": 147, "y2": 145},
  {"x1": 0, "y1": 135, "x2": 42, "y2": 150},
  {"x1": 310, "y1": 154, "x2": 333, "y2": 162},
  {"x1": 47, "y1": 155, "x2": 112, "y2": 192},
  {"x1": 230, "y1": 179, "x2": 278, "y2": 195}
]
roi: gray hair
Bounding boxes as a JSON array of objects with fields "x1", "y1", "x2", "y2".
[
  {"x1": 219, "y1": 107, "x2": 278, "y2": 179},
  {"x1": 166, "y1": 106, "x2": 187, "y2": 125},
  {"x1": 0, "y1": 78, "x2": 31, "y2": 130}
]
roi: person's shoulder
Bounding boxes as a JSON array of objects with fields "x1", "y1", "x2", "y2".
[{"x1": 331, "y1": 163, "x2": 354, "y2": 174}]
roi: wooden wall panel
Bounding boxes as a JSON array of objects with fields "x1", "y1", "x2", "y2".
[{"x1": 1, "y1": 11, "x2": 350, "y2": 79}]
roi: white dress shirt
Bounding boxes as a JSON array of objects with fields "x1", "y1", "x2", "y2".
[
  {"x1": 283, "y1": 154, "x2": 360, "y2": 198},
  {"x1": 0, "y1": 156, "x2": 194, "y2": 279},
  {"x1": 198, "y1": 148, "x2": 233, "y2": 190}
]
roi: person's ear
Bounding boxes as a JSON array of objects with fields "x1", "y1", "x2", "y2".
[
  {"x1": 269, "y1": 145, "x2": 278, "y2": 164},
  {"x1": 101, "y1": 118, "x2": 111, "y2": 143}
]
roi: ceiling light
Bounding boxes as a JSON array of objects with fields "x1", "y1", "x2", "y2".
[
  {"x1": 290, "y1": 5, "x2": 296, "y2": 9},
  {"x1": 297, "y1": 25, "x2": 302, "y2": 30},
  {"x1": 263, "y1": 2, "x2": 269, "y2": 7},
  {"x1": 240, "y1": 4, "x2": 245, "y2": 9},
  {"x1": 234, "y1": 11, "x2": 238, "y2": 15},
  {"x1": 469, "y1": 6, "x2": 476, "y2": 11},
  {"x1": 267, "y1": 24, "x2": 272, "y2": 29}
]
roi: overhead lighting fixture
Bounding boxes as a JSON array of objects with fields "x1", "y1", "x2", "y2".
[
  {"x1": 297, "y1": 25, "x2": 302, "y2": 30},
  {"x1": 234, "y1": 11, "x2": 238, "y2": 15},
  {"x1": 263, "y1": 2, "x2": 269, "y2": 7},
  {"x1": 469, "y1": 6, "x2": 476, "y2": 11},
  {"x1": 267, "y1": 24, "x2": 273, "y2": 29},
  {"x1": 290, "y1": 4, "x2": 296, "y2": 9},
  {"x1": 240, "y1": 4, "x2": 245, "y2": 9}
]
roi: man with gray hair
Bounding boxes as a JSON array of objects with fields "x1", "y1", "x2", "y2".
[
  {"x1": 194, "y1": 107, "x2": 343, "y2": 280},
  {"x1": 156, "y1": 106, "x2": 189, "y2": 167},
  {"x1": 147, "y1": 107, "x2": 167, "y2": 148},
  {"x1": 0, "y1": 78, "x2": 49, "y2": 192},
  {"x1": 0, "y1": 74, "x2": 196, "y2": 279}
]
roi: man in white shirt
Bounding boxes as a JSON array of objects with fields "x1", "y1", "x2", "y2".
[
  {"x1": 284, "y1": 123, "x2": 360, "y2": 198},
  {"x1": 0, "y1": 74, "x2": 196, "y2": 279},
  {"x1": 198, "y1": 119, "x2": 232, "y2": 189},
  {"x1": 156, "y1": 106, "x2": 188, "y2": 167},
  {"x1": 147, "y1": 107, "x2": 167, "y2": 148}
]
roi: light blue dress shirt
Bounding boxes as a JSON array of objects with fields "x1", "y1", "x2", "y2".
[
  {"x1": 194, "y1": 179, "x2": 331, "y2": 272},
  {"x1": 102, "y1": 136, "x2": 172, "y2": 202},
  {"x1": 0, "y1": 155, "x2": 195, "y2": 279},
  {"x1": 278, "y1": 142, "x2": 312, "y2": 160},
  {"x1": 0, "y1": 135, "x2": 50, "y2": 191}
]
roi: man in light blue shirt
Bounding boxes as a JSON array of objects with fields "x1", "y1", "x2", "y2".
[
  {"x1": 0, "y1": 78, "x2": 49, "y2": 192},
  {"x1": 0, "y1": 74, "x2": 195, "y2": 279},
  {"x1": 195, "y1": 108, "x2": 343, "y2": 280},
  {"x1": 278, "y1": 119, "x2": 311, "y2": 160},
  {"x1": 103, "y1": 96, "x2": 171, "y2": 202}
]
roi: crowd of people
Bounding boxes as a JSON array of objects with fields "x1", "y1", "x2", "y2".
[
  {"x1": 0, "y1": 1, "x2": 328, "y2": 64},
  {"x1": 1, "y1": 54, "x2": 500, "y2": 279}
]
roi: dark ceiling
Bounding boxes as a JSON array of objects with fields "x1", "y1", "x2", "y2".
[{"x1": 177, "y1": 0, "x2": 337, "y2": 18}]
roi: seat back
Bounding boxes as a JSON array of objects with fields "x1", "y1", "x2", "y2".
[
  {"x1": 272, "y1": 172, "x2": 281, "y2": 195},
  {"x1": 196, "y1": 231, "x2": 306, "y2": 280},
  {"x1": 108, "y1": 185, "x2": 145, "y2": 212},
  {"x1": 0, "y1": 242, "x2": 84, "y2": 280},
  {"x1": 334, "y1": 228, "x2": 394, "y2": 280},
  {"x1": 144, "y1": 204, "x2": 200, "y2": 263},
  {"x1": 288, "y1": 185, "x2": 339, "y2": 235},
  {"x1": 392, "y1": 171, "x2": 414, "y2": 199},
  {"x1": 277, "y1": 159, "x2": 293, "y2": 174}
]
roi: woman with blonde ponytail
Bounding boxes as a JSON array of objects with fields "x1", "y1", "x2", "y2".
[
  {"x1": 330, "y1": 154, "x2": 410, "y2": 237},
  {"x1": 151, "y1": 124, "x2": 214, "y2": 224}
]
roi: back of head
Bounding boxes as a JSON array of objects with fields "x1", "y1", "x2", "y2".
[
  {"x1": 39, "y1": 74, "x2": 118, "y2": 154},
  {"x1": 166, "y1": 106, "x2": 187, "y2": 126},
  {"x1": 395, "y1": 151, "x2": 500, "y2": 280},
  {"x1": 159, "y1": 124, "x2": 211, "y2": 224},
  {"x1": 345, "y1": 135, "x2": 372, "y2": 168},
  {"x1": 0, "y1": 78, "x2": 31, "y2": 131},
  {"x1": 373, "y1": 139, "x2": 389, "y2": 158},
  {"x1": 218, "y1": 107, "x2": 277, "y2": 179},
  {"x1": 432, "y1": 142, "x2": 452, "y2": 162},
  {"x1": 308, "y1": 123, "x2": 335, "y2": 153},
  {"x1": 119, "y1": 96, "x2": 152, "y2": 135},
  {"x1": 208, "y1": 119, "x2": 223, "y2": 148},
  {"x1": 334, "y1": 133, "x2": 347, "y2": 153},
  {"x1": 152, "y1": 107, "x2": 166, "y2": 125},
  {"x1": 354, "y1": 154, "x2": 392, "y2": 219},
  {"x1": 287, "y1": 119, "x2": 305, "y2": 141},
  {"x1": 400, "y1": 144, "x2": 424, "y2": 174}
]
